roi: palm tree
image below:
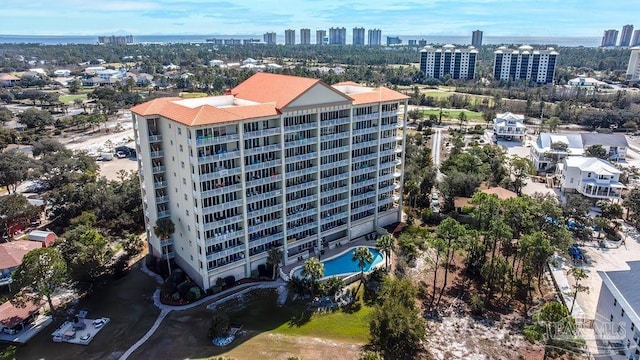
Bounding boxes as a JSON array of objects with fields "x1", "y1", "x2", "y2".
[
  {"x1": 153, "y1": 217, "x2": 175, "y2": 275},
  {"x1": 266, "y1": 248, "x2": 283, "y2": 280},
  {"x1": 301, "y1": 258, "x2": 324, "y2": 298},
  {"x1": 352, "y1": 247, "x2": 374, "y2": 280},
  {"x1": 375, "y1": 234, "x2": 395, "y2": 270}
]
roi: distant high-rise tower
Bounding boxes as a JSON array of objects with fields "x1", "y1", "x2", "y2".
[
  {"x1": 368, "y1": 29, "x2": 381, "y2": 46},
  {"x1": 493, "y1": 45, "x2": 558, "y2": 84},
  {"x1": 632, "y1": 30, "x2": 640, "y2": 47},
  {"x1": 601, "y1": 29, "x2": 619, "y2": 47},
  {"x1": 329, "y1": 27, "x2": 346, "y2": 45},
  {"x1": 386, "y1": 36, "x2": 402, "y2": 46},
  {"x1": 472, "y1": 30, "x2": 483, "y2": 48},
  {"x1": 420, "y1": 45, "x2": 478, "y2": 80},
  {"x1": 263, "y1": 32, "x2": 277, "y2": 45},
  {"x1": 285, "y1": 29, "x2": 295, "y2": 45},
  {"x1": 626, "y1": 47, "x2": 640, "y2": 81},
  {"x1": 316, "y1": 30, "x2": 326, "y2": 45},
  {"x1": 620, "y1": 25, "x2": 634, "y2": 47},
  {"x1": 353, "y1": 27, "x2": 365, "y2": 45},
  {"x1": 300, "y1": 28, "x2": 311, "y2": 45}
]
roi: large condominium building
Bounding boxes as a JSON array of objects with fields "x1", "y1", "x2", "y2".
[
  {"x1": 316, "y1": 30, "x2": 326, "y2": 45},
  {"x1": 620, "y1": 24, "x2": 634, "y2": 47},
  {"x1": 329, "y1": 27, "x2": 346, "y2": 45},
  {"x1": 601, "y1": 29, "x2": 619, "y2": 47},
  {"x1": 263, "y1": 32, "x2": 276, "y2": 45},
  {"x1": 368, "y1": 29, "x2": 382, "y2": 46},
  {"x1": 130, "y1": 73, "x2": 408, "y2": 290},
  {"x1": 419, "y1": 45, "x2": 478, "y2": 80},
  {"x1": 285, "y1": 29, "x2": 295, "y2": 46},
  {"x1": 632, "y1": 30, "x2": 640, "y2": 47},
  {"x1": 493, "y1": 45, "x2": 558, "y2": 84},
  {"x1": 627, "y1": 47, "x2": 640, "y2": 81},
  {"x1": 300, "y1": 28, "x2": 311, "y2": 45},
  {"x1": 98, "y1": 35, "x2": 134, "y2": 45},
  {"x1": 353, "y1": 27, "x2": 365, "y2": 46},
  {"x1": 386, "y1": 36, "x2": 401, "y2": 46},
  {"x1": 471, "y1": 30, "x2": 483, "y2": 48}
]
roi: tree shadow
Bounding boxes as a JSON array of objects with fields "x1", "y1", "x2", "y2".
[{"x1": 287, "y1": 309, "x2": 313, "y2": 327}]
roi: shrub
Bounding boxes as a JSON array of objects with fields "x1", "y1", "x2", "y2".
[
  {"x1": 470, "y1": 294, "x2": 485, "y2": 316},
  {"x1": 224, "y1": 276, "x2": 236, "y2": 288}
]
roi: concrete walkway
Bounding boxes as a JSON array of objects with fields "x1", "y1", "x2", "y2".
[{"x1": 118, "y1": 264, "x2": 285, "y2": 360}]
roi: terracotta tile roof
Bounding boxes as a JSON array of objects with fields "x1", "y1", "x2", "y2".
[
  {"x1": 130, "y1": 97, "x2": 279, "y2": 126},
  {"x1": 0, "y1": 300, "x2": 43, "y2": 328},
  {"x1": 481, "y1": 186, "x2": 517, "y2": 200},
  {"x1": 231, "y1": 72, "x2": 322, "y2": 109},
  {"x1": 349, "y1": 87, "x2": 409, "y2": 105},
  {"x1": 0, "y1": 74, "x2": 20, "y2": 81},
  {"x1": 0, "y1": 241, "x2": 43, "y2": 271}
]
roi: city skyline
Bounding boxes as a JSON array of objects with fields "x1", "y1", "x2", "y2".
[{"x1": 3, "y1": 0, "x2": 640, "y2": 37}]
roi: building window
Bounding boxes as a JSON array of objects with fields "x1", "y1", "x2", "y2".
[
  {"x1": 190, "y1": 255, "x2": 193, "y2": 261},
  {"x1": 614, "y1": 299, "x2": 617, "y2": 307},
  {"x1": 178, "y1": 128, "x2": 182, "y2": 135},
  {"x1": 183, "y1": 178, "x2": 186, "y2": 185},
  {"x1": 169, "y1": 124, "x2": 172, "y2": 128},
  {"x1": 622, "y1": 309, "x2": 625, "y2": 317},
  {"x1": 611, "y1": 314, "x2": 614, "y2": 322},
  {"x1": 186, "y1": 210, "x2": 190, "y2": 217},
  {"x1": 632, "y1": 323, "x2": 636, "y2": 331},
  {"x1": 181, "y1": 161, "x2": 185, "y2": 169},
  {"x1": 170, "y1": 140, "x2": 173, "y2": 145},
  {"x1": 179, "y1": 145, "x2": 183, "y2": 152},
  {"x1": 184, "y1": 194, "x2": 188, "y2": 200}
]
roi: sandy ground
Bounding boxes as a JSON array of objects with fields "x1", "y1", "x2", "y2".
[{"x1": 98, "y1": 158, "x2": 139, "y2": 181}]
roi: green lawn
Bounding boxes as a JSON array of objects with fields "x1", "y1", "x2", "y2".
[
  {"x1": 422, "y1": 91, "x2": 452, "y2": 99},
  {"x1": 59, "y1": 93, "x2": 87, "y2": 103},
  {"x1": 220, "y1": 286, "x2": 371, "y2": 343},
  {"x1": 421, "y1": 109, "x2": 484, "y2": 121}
]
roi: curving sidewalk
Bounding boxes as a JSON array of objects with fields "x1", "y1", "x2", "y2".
[{"x1": 118, "y1": 266, "x2": 285, "y2": 360}]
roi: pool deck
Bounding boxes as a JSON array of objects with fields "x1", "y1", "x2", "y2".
[{"x1": 281, "y1": 234, "x2": 380, "y2": 275}]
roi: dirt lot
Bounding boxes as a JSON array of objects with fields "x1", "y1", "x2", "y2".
[
  {"x1": 98, "y1": 157, "x2": 139, "y2": 181},
  {"x1": 11, "y1": 264, "x2": 159, "y2": 360}
]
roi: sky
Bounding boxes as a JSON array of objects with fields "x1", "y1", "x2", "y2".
[{"x1": 2, "y1": 0, "x2": 640, "y2": 37}]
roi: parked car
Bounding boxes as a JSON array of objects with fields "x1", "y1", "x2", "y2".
[
  {"x1": 115, "y1": 151, "x2": 128, "y2": 159},
  {"x1": 2, "y1": 327, "x2": 18, "y2": 335},
  {"x1": 92, "y1": 319, "x2": 106, "y2": 328},
  {"x1": 80, "y1": 333, "x2": 90, "y2": 341},
  {"x1": 431, "y1": 193, "x2": 439, "y2": 201}
]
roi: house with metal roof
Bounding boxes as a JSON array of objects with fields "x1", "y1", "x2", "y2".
[
  {"x1": 530, "y1": 132, "x2": 628, "y2": 172},
  {"x1": 493, "y1": 112, "x2": 526, "y2": 141},
  {"x1": 556, "y1": 157, "x2": 624, "y2": 201}
]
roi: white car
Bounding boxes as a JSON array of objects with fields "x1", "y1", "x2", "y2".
[
  {"x1": 92, "y1": 319, "x2": 106, "y2": 328},
  {"x1": 431, "y1": 193, "x2": 439, "y2": 201}
]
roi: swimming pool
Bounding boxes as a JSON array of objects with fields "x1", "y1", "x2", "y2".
[{"x1": 291, "y1": 247, "x2": 384, "y2": 279}]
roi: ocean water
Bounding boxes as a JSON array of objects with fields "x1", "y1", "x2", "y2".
[{"x1": 0, "y1": 34, "x2": 601, "y2": 47}]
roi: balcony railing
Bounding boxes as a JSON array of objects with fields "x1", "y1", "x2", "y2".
[
  {"x1": 322, "y1": 158, "x2": 350, "y2": 169},
  {"x1": 285, "y1": 122, "x2": 317, "y2": 132},
  {"x1": 245, "y1": 159, "x2": 282, "y2": 172},
  {"x1": 352, "y1": 202, "x2": 376, "y2": 213},
  {"x1": 206, "y1": 244, "x2": 246, "y2": 262},
  {"x1": 352, "y1": 127, "x2": 378, "y2": 136},
  {"x1": 353, "y1": 113, "x2": 379, "y2": 122},
  {"x1": 285, "y1": 138, "x2": 317, "y2": 148},
  {"x1": 380, "y1": 123, "x2": 398, "y2": 131},
  {"x1": 246, "y1": 189, "x2": 283, "y2": 204},
  {"x1": 321, "y1": 117, "x2": 350, "y2": 126},
  {"x1": 351, "y1": 192, "x2": 375, "y2": 202},
  {"x1": 202, "y1": 214, "x2": 244, "y2": 230},
  {"x1": 157, "y1": 210, "x2": 171, "y2": 218},
  {"x1": 382, "y1": 110, "x2": 398, "y2": 118},
  {"x1": 352, "y1": 140, "x2": 378, "y2": 150},
  {"x1": 287, "y1": 221, "x2": 317, "y2": 234},
  {"x1": 154, "y1": 181, "x2": 167, "y2": 189},
  {"x1": 244, "y1": 127, "x2": 280, "y2": 139},
  {"x1": 353, "y1": 152, "x2": 378, "y2": 162},
  {"x1": 287, "y1": 207, "x2": 317, "y2": 221},
  {"x1": 199, "y1": 167, "x2": 242, "y2": 182},
  {"x1": 195, "y1": 133, "x2": 239, "y2": 146},
  {"x1": 320, "y1": 172, "x2": 349, "y2": 184},
  {"x1": 199, "y1": 183, "x2": 243, "y2": 198},
  {"x1": 245, "y1": 174, "x2": 283, "y2": 188},
  {"x1": 162, "y1": 251, "x2": 175, "y2": 260},
  {"x1": 352, "y1": 166, "x2": 376, "y2": 177},
  {"x1": 205, "y1": 230, "x2": 244, "y2": 246},
  {"x1": 321, "y1": 132, "x2": 350, "y2": 141},
  {"x1": 152, "y1": 166, "x2": 166, "y2": 174},
  {"x1": 149, "y1": 134, "x2": 163, "y2": 142},
  {"x1": 320, "y1": 198, "x2": 349, "y2": 212},
  {"x1": 244, "y1": 144, "x2": 281, "y2": 156},
  {"x1": 248, "y1": 218, "x2": 283, "y2": 233},
  {"x1": 286, "y1": 167, "x2": 317, "y2": 178},
  {"x1": 286, "y1": 180, "x2": 318, "y2": 193},
  {"x1": 248, "y1": 203, "x2": 283, "y2": 218},
  {"x1": 196, "y1": 150, "x2": 241, "y2": 163},
  {"x1": 320, "y1": 145, "x2": 350, "y2": 156},
  {"x1": 150, "y1": 150, "x2": 164, "y2": 158},
  {"x1": 202, "y1": 199, "x2": 243, "y2": 215},
  {"x1": 285, "y1": 152, "x2": 317, "y2": 164},
  {"x1": 156, "y1": 195, "x2": 169, "y2": 204}
]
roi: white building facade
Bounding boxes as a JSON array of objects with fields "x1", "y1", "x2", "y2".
[
  {"x1": 419, "y1": 45, "x2": 478, "y2": 80},
  {"x1": 530, "y1": 133, "x2": 628, "y2": 172},
  {"x1": 492, "y1": 112, "x2": 526, "y2": 140},
  {"x1": 493, "y1": 45, "x2": 558, "y2": 84},
  {"x1": 627, "y1": 47, "x2": 640, "y2": 81},
  {"x1": 595, "y1": 262, "x2": 640, "y2": 358},
  {"x1": 131, "y1": 73, "x2": 408, "y2": 290},
  {"x1": 557, "y1": 157, "x2": 623, "y2": 201}
]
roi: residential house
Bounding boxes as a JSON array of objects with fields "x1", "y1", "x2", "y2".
[
  {"x1": 209, "y1": 60, "x2": 224, "y2": 67},
  {"x1": 492, "y1": 112, "x2": 526, "y2": 141},
  {"x1": 594, "y1": 261, "x2": 640, "y2": 358},
  {"x1": 567, "y1": 76, "x2": 606, "y2": 88},
  {"x1": 0, "y1": 241, "x2": 43, "y2": 287},
  {"x1": 53, "y1": 70, "x2": 71, "y2": 77},
  {"x1": 557, "y1": 157, "x2": 624, "y2": 201},
  {"x1": 0, "y1": 300, "x2": 43, "y2": 336},
  {"x1": 530, "y1": 132, "x2": 628, "y2": 172},
  {"x1": 242, "y1": 58, "x2": 257, "y2": 65},
  {"x1": 0, "y1": 74, "x2": 20, "y2": 87}
]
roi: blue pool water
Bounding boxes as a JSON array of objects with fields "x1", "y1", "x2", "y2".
[{"x1": 292, "y1": 247, "x2": 383, "y2": 278}]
